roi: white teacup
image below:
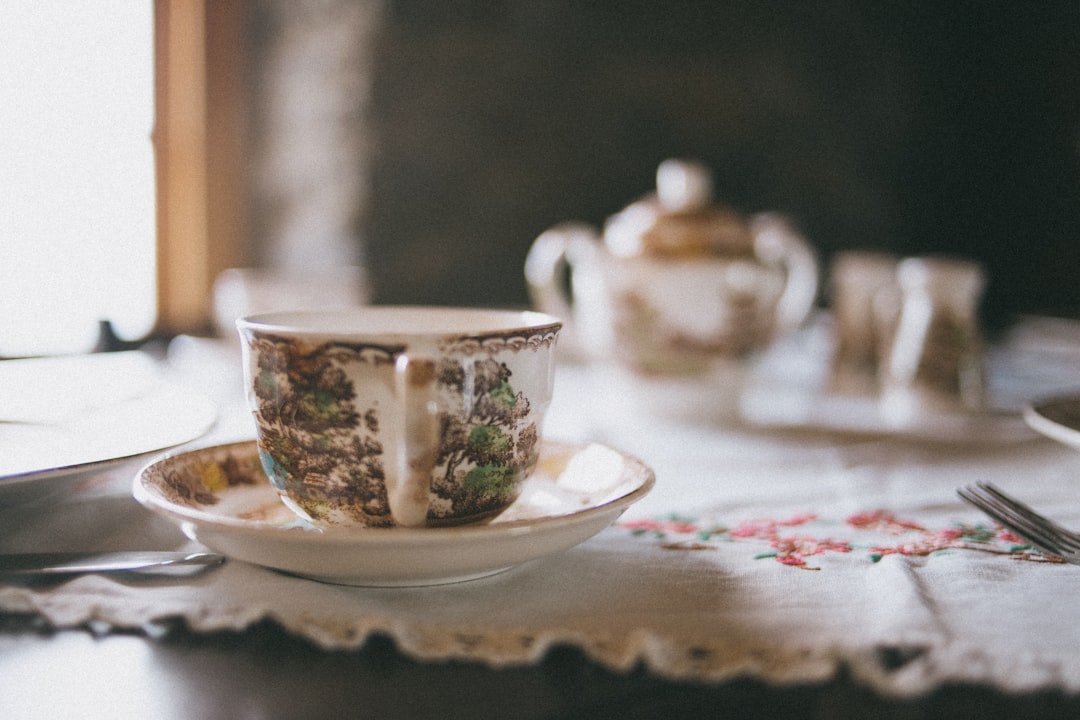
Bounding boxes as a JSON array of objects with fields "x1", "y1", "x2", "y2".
[{"x1": 237, "y1": 308, "x2": 562, "y2": 528}]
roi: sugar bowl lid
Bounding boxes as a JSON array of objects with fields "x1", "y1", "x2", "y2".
[{"x1": 603, "y1": 159, "x2": 754, "y2": 259}]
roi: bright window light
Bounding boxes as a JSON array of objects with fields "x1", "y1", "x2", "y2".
[{"x1": 0, "y1": 1, "x2": 155, "y2": 357}]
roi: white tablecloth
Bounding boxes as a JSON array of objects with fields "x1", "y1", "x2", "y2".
[{"x1": 3, "y1": 317, "x2": 1080, "y2": 698}]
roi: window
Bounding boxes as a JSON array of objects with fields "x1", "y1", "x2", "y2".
[
  {"x1": 0, "y1": 1, "x2": 251, "y2": 356},
  {"x1": 0, "y1": 1, "x2": 156, "y2": 356}
]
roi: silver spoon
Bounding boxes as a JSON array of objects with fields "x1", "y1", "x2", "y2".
[{"x1": 0, "y1": 551, "x2": 225, "y2": 576}]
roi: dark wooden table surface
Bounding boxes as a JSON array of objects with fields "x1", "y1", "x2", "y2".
[{"x1": 2, "y1": 614, "x2": 1078, "y2": 720}]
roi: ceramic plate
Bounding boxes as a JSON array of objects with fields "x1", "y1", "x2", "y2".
[
  {"x1": 134, "y1": 439, "x2": 655, "y2": 587},
  {"x1": 0, "y1": 352, "x2": 218, "y2": 505},
  {"x1": 1024, "y1": 395, "x2": 1080, "y2": 452}
]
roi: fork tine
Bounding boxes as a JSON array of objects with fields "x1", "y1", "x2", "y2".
[
  {"x1": 976, "y1": 482, "x2": 1080, "y2": 551},
  {"x1": 961, "y1": 484, "x2": 1070, "y2": 553},
  {"x1": 957, "y1": 484, "x2": 1069, "y2": 558},
  {"x1": 958, "y1": 491, "x2": 1065, "y2": 557}
]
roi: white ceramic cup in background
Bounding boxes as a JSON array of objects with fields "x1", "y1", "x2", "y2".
[
  {"x1": 213, "y1": 266, "x2": 370, "y2": 339},
  {"x1": 826, "y1": 250, "x2": 899, "y2": 395},
  {"x1": 880, "y1": 256, "x2": 987, "y2": 423},
  {"x1": 236, "y1": 308, "x2": 562, "y2": 528}
]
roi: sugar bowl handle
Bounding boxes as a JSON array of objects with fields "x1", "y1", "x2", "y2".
[
  {"x1": 750, "y1": 213, "x2": 819, "y2": 335},
  {"x1": 524, "y1": 222, "x2": 602, "y2": 358}
]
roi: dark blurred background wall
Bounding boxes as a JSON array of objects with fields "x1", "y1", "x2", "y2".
[{"x1": 246, "y1": 1, "x2": 1080, "y2": 330}]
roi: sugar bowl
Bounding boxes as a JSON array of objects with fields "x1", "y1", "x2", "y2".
[{"x1": 526, "y1": 159, "x2": 818, "y2": 420}]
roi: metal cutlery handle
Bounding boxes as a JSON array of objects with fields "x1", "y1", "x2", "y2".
[{"x1": 0, "y1": 551, "x2": 226, "y2": 576}]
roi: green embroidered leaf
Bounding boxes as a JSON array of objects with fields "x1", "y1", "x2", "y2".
[
  {"x1": 957, "y1": 523, "x2": 997, "y2": 544},
  {"x1": 667, "y1": 513, "x2": 696, "y2": 523}
]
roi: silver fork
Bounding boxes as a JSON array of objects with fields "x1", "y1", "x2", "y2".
[{"x1": 957, "y1": 481, "x2": 1080, "y2": 564}]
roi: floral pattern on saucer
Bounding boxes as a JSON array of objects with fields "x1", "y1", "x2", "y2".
[{"x1": 149, "y1": 447, "x2": 262, "y2": 509}]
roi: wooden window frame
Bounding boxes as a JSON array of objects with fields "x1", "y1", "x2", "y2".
[{"x1": 153, "y1": 0, "x2": 250, "y2": 335}]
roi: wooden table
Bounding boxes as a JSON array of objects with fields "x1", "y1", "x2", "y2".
[{"x1": 3, "y1": 614, "x2": 1079, "y2": 720}]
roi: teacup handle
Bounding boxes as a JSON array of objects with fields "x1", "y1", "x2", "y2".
[
  {"x1": 391, "y1": 354, "x2": 440, "y2": 527},
  {"x1": 524, "y1": 222, "x2": 601, "y2": 357},
  {"x1": 750, "y1": 213, "x2": 819, "y2": 335}
]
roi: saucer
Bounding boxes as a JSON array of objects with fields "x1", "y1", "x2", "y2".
[
  {"x1": 0, "y1": 352, "x2": 217, "y2": 505},
  {"x1": 133, "y1": 439, "x2": 655, "y2": 587},
  {"x1": 1024, "y1": 394, "x2": 1080, "y2": 452},
  {"x1": 740, "y1": 387, "x2": 1033, "y2": 443}
]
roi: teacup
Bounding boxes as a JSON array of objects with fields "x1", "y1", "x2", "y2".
[{"x1": 236, "y1": 307, "x2": 562, "y2": 528}]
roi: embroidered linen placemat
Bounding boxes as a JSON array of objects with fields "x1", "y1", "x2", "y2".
[{"x1": 4, "y1": 321, "x2": 1080, "y2": 698}]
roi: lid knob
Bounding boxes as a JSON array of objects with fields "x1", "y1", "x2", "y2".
[{"x1": 656, "y1": 159, "x2": 713, "y2": 212}]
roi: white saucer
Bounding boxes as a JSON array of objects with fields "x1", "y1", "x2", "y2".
[
  {"x1": 1024, "y1": 394, "x2": 1080, "y2": 452},
  {"x1": 134, "y1": 439, "x2": 655, "y2": 587},
  {"x1": 740, "y1": 387, "x2": 1033, "y2": 443},
  {"x1": 0, "y1": 352, "x2": 218, "y2": 505},
  {"x1": 725, "y1": 316, "x2": 1057, "y2": 442}
]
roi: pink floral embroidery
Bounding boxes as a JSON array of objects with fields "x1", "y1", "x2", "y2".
[
  {"x1": 621, "y1": 510, "x2": 1062, "y2": 569},
  {"x1": 997, "y1": 528, "x2": 1025, "y2": 545},
  {"x1": 729, "y1": 513, "x2": 818, "y2": 539},
  {"x1": 622, "y1": 517, "x2": 703, "y2": 536},
  {"x1": 845, "y1": 510, "x2": 926, "y2": 534},
  {"x1": 769, "y1": 535, "x2": 853, "y2": 567}
]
